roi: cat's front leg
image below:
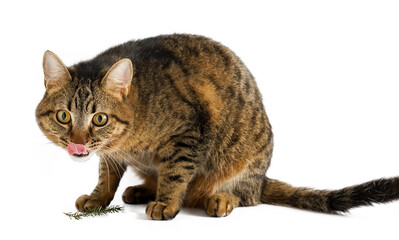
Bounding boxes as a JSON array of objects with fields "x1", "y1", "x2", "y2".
[
  {"x1": 146, "y1": 148, "x2": 198, "y2": 220},
  {"x1": 76, "y1": 156, "x2": 126, "y2": 212}
]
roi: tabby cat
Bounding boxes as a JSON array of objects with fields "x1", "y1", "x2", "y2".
[{"x1": 36, "y1": 34, "x2": 399, "y2": 220}]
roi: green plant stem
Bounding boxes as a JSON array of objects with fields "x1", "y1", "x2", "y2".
[{"x1": 64, "y1": 205, "x2": 124, "y2": 220}]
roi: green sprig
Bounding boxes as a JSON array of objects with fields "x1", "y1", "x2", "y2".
[{"x1": 64, "y1": 205, "x2": 125, "y2": 220}]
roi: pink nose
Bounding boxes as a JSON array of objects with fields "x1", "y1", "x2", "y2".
[{"x1": 68, "y1": 142, "x2": 88, "y2": 155}]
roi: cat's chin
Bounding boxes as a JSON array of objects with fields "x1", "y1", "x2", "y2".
[{"x1": 69, "y1": 151, "x2": 94, "y2": 163}]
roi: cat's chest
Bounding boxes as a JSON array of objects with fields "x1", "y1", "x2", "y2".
[{"x1": 113, "y1": 150, "x2": 158, "y2": 172}]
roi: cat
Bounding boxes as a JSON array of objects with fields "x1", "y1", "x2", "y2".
[{"x1": 36, "y1": 34, "x2": 399, "y2": 220}]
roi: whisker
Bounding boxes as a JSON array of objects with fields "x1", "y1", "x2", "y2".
[
  {"x1": 101, "y1": 145, "x2": 150, "y2": 176},
  {"x1": 100, "y1": 151, "x2": 123, "y2": 180},
  {"x1": 101, "y1": 145, "x2": 140, "y2": 164},
  {"x1": 105, "y1": 154, "x2": 121, "y2": 179},
  {"x1": 108, "y1": 155, "x2": 126, "y2": 178},
  {"x1": 101, "y1": 155, "x2": 111, "y2": 192}
]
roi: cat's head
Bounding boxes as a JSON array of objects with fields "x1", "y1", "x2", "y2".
[{"x1": 36, "y1": 51, "x2": 134, "y2": 162}]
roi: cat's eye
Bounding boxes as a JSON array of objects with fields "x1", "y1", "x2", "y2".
[
  {"x1": 56, "y1": 110, "x2": 71, "y2": 124},
  {"x1": 92, "y1": 113, "x2": 108, "y2": 127}
]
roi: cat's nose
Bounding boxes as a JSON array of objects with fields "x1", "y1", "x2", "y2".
[{"x1": 70, "y1": 131, "x2": 89, "y2": 145}]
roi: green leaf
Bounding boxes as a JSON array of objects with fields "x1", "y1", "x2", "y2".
[{"x1": 63, "y1": 205, "x2": 124, "y2": 220}]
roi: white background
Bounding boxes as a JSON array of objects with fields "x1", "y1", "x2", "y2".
[{"x1": 1, "y1": 0, "x2": 399, "y2": 239}]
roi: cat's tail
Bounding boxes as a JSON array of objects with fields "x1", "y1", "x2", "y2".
[{"x1": 260, "y1": 177, "x2": 399, "y2": 213}]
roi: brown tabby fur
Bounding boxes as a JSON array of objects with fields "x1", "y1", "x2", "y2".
[{"x1": 36, "y1": 34, "x2": 399, "y2": 220}]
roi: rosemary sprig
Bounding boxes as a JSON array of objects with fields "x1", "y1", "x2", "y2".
[{"x1": 64, "y1": 205, "x2": 125, "y2": 220}]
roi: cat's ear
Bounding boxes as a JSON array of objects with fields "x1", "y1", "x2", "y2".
[
  {"x1": 102, "y1": 58, "x2": 133, "y2": 99},
  {"x1": 42, "y1": 51, "x2": 72, "y2": 91}
]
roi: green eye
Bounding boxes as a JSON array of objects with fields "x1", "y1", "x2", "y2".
[
  {"x1": 92, "y1": 113, "x2": 108, "y2": 126},
  {"x1": 56, "y1": 110, "x2": 71, "y2": 124}
]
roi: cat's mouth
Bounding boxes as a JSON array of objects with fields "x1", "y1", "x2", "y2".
[
  {"x1": 70, "y1": 151, "x2": 93, "y2": 162},
  {"x1": 68, "y1": 142, "x2": 92, "y2": 162},
  {"x1": 72, "y1": 152, "x2": 89, "y2": 157}
]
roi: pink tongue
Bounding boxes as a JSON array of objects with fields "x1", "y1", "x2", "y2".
[{"x1": 68, "y1": 142, "x2": 88, "y2": 155}]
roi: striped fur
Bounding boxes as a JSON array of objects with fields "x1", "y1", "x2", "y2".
[
  {"x1": 36, "y1": 34, "x2": 399, "y2": 220},
  {"x1": 262, "y1": 177, "x2": 399, "y2": 213}
]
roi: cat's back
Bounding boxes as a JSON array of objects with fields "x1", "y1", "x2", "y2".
[
  {"x1": 73, "y1": 34, "x2": 248, "y2": 87},
  {"x1": 128, "y1": 34, "x2": 262, "y2": 121},
  {"x1": 110, "y1": 34, "x2": 265, "y2": 127}
]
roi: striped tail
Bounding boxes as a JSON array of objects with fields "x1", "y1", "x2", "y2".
[{"x1": 261, "y1": 177, "x2": 399, "y2": 213}]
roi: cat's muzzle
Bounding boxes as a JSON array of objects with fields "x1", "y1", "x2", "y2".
[{"x1": 68, "y1": 142, "x2": 92, "y2": 162}]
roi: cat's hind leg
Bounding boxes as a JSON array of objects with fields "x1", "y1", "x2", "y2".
[
  {"x1": 204, "y1": 193, "x2": 240, "y2": 217},
  {"x1": 202, "y1": 157, "x2": 268, "y2": 217},
  {"x1": 203, "y1": 173, "x2": 263, "y2": 217}
]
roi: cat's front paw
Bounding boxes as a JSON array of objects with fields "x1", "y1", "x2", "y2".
[
  {"x1": 75, "y1": 194, "x2": 110, "y2": 212},
  {"x1": 145, "y1": 201, "x2": 180, "y2": 220}
]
